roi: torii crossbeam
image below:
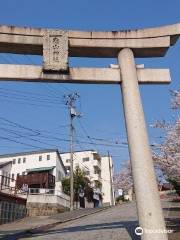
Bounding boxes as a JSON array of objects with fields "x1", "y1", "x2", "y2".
[{"x1": 0, "y1": 23, "x2": 180, "y2": 240}]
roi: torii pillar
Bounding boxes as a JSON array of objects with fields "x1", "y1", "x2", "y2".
[{"x1": 119, "y1": 48, "x2": 167, "y2": 239}]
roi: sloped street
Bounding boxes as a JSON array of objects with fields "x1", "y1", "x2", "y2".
[{"x1": 19, "y1": 203, "x2": 140, "y2": 240}]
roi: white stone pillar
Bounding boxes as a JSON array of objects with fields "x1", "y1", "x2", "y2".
[{"x1": 118, "y1": 48, "x2": 167, "y2": 240}]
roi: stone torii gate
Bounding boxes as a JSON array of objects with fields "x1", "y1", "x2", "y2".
[{"x1": 0, "y1": 23, "x2": 180, "y2": 239}]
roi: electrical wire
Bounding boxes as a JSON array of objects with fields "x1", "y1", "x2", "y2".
[{"x1": 0, "y1": 117, "x2": 129, "y2": 148}]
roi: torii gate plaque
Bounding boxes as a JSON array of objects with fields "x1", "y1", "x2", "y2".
[{"x1": 0, "y1": 23, "x2": 180, "y2": 239}]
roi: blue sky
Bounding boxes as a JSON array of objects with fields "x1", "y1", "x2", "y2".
[{"x1": 0, "y1": 0, "x2": 179, "y2": 172}]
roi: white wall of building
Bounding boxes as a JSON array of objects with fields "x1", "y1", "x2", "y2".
[
  {"x1": 101, "y1": 156, "x2": 115, "y2": 205},
  {"x1": 55, "y1": 152, "x2": 66, "y2": 191}
]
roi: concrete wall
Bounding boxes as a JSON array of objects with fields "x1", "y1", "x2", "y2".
[{"x1": 27, "y1": 193, "x2": 70, "y2": 216}]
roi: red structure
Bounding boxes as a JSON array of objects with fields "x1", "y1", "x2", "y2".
[{"x1": 16, "y1": 172, "x2": 55, "y2": 189}]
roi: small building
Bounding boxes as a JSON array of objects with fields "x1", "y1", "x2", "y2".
[
  {"x1": 0, "y1": 149, "x2": 70, "y2": 217},
  {"x1": 0, "y1": 149, "x2": 66, "y2": 193}
]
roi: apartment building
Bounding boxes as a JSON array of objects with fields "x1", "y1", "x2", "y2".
[{"x1": 60, "y1": 150, "x2": 115, "y2": 206}]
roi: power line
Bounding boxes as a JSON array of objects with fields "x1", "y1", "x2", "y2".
[
  {"x1": 0, "y1": 97, "x2": 66, "y2": 109},
  {"x1": 0, "y1": 87, "x2": 64, "y2": 101},
  {"x1": 0, "y1": 87, "x2": 67, "y2": 105},
  {"x1": 78, "y1": 118, "x2": 100, "y2": 152},
  {"x1": 0, "y1": 117, "x2": 130, "y2": 149},
  {"x1": 0, "y1": 135, "x2": 43, "y2": 149},
  {"x1": 0, "y1": 92, "x2": 65, "y2": 106}
]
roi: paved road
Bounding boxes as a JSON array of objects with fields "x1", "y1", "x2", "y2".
[{"x1": 20, "y1": 202, "x2": 140, "y2": 240}]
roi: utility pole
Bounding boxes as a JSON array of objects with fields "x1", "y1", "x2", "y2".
[
  {"x1": 65, "y1": 93, "x2": 80, "y2": 211},
  {"x1": 108, "y1": 151, "x2": 114, "y2": 206}
]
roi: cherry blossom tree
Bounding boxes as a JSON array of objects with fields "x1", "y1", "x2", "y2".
[
  {"x1": 114, "y1": 90, "x2": 180, "y2": 195},
  {"x1": 152, "y1": 90, "x2": 180, "y2": 194},
  {"x1": 113, "y1": 161, "x2": 133, "y2": 194}
]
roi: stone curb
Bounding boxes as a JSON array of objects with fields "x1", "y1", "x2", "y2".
[{"x1": 1, "y1": 207, "x2": 109, "y2": 240}]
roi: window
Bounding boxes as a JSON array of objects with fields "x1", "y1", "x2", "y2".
[
  {"x1": 94, "y1": 167, "x2": 100, "y2": 175},
  {"x1": 39, "y1": 155, "x2": 42, "y2": 161},
  {"x1": 83, "y1": 157, "x2": 89, "y2": 162},
  {"x1": 13, "y1": 159, "x2": 16, "y2": 164},
  {"x1": 18, "y1": 158, "x2": 21, "y2": 164},
  {"x1": 11, "y1": 173, "x2": 14, "y2": 181},
  {"x1": 30, "y1": 188, "x2": 39, "y2": 194},
  {"x1": 23, "y1": 157, "x2": 26, "y2": 163},
  {"x1": 66, "y1": 159, "x2": 70, "y2": 163},
  {"x1": 47, "y1": 154, "x2": 50, "y2": 160}
]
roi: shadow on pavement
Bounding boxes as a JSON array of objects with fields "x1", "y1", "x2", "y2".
[{"x1": 20, "y1": 220, "x2": 140, "y2": 240}]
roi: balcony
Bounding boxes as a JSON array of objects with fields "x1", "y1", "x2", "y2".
[
  {"x1": 16, "y1": 172, "x2": 55, "y2": 190},
  {"x1": 93, "y1": 160, "x2": 101, "y2": 169}
]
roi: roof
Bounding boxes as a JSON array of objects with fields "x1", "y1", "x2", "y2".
[
  {"x1": 0, "y1": 148, "x2": 66, "y2": 175},
  {"x1": 26, "y1": 166, "x2": 55, "y2": 173},
  {"x1": 0, "y1": 149, "x2": 59, "y2": 159},
  {"x1": 60, "y1": 149, "x2": 95, "y2": 155},
  {"x1": 0, "y1": 161, "x2": 12, "y2": 168}
]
